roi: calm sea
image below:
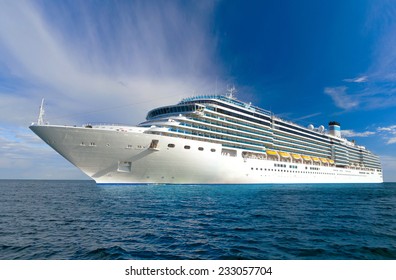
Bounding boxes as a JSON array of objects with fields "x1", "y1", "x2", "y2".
[{"x1": 0, "y1": 180, "x2": 395, "y2": 260}]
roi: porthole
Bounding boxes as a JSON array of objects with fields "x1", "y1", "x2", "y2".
[
  {"x1": 184, "y1": 145, "x2": 191, "y2": 149},
  {"x1": 168, "y1": 144, "x2": 175, "y2": 148},
  {"x1": 198, "y1": 147, "x2": 204, "y2": 151}
]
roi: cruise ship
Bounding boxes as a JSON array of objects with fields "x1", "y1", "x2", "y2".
[{"x1": 30, "y1": 91, "x2": 383, "y2": 184}]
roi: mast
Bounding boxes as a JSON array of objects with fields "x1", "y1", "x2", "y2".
[
  {"x1": 37, "y1": 98, "x2": 45, "y2": 125},
  {"x1": 226, "y1": 85, "x2": 237, "y2": 99}
]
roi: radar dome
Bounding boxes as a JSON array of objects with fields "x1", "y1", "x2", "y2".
[{"x1": 308, "y1": 124, "x2": 314, "y2": 130}]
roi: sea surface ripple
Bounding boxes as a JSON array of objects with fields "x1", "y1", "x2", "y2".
[{"x1": 1, "y1": 180, "x2": 396, "y2": 260}]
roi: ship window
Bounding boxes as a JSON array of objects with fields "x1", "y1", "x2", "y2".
[
  {"x1": 168, "y1": 144, "x2": 175, "y2": 148},
  {"x1": 198, "y1": 147, "x2": 204, "y2": 151},
  {"x1": 211, "y1": 148, "x2": 216, "y2": 152},
  {"x1": 184, "y1": 145, "x2": 191, "y2": 149}
]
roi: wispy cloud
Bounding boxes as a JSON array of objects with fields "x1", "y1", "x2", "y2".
[
  {"x1": 366, "y1": 1, "x2": 396, "y2": 83},
  {"x1": 377, "y1": 125, "x2": 396, "y2": 144},
  {"x1": 340, "y1": 125, "x2": 396, "y2": 145},
  {"x1": 324, "y1": 86, "x2": 360, "y2": 110},
  {"x1": 0, "y1": 0, "x2": 224, "y2": 179},
  {"x1": 0, "y1": 1, "x2": 222, "y2": 126},
  {"x1": 377, "y1": 125, "x2": 396, "y2": 132},
  {"x1": 294, "y1": 112, "x2": 322, "y2": 121},
  {"x1": 387, "y1": 138, "x2": 396, "y2": 144},
  {"x1": 0, "y1": 125, "x2": 88, "y2": 179},
  {"x1": 336, "y1": 124, "x2": 396, "y2": 146},
  {"x1": 324, "y1": 2, "x2": 396, "y2": 112},
  {"x1": 341, "y1": 129, "x2": 375, "y2": 138},
  {"x1": 343, "y1": 76, "x2": 368, "y2": 83},
  {"x1": 343, "y1": 125, "x2": 396, "y2": 145},
  {"x1": 324, "y1": 82, "x2": 396, "y2": 111}
]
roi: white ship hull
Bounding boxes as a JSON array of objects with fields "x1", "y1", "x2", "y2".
[{"x1": 30, "y1": 125, "x2": 383, "y2": 184}]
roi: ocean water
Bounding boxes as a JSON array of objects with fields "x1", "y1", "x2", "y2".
[{"x1": 0, "y1": 180, "x2": 395, "y2": 260}]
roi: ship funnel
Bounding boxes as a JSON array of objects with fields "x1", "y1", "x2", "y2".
[{"x1": 328, "y1": 121, "x2": 341, "y2": 137}]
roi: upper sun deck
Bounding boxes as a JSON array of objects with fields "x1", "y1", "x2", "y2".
[
  {"x1": 144, "y1": 93, "x2": 368, "y2": 149},
  {"x1": 179, "y1": 94, "x2": 273, "y2": 117},
  {"x1": 145, "y1": 93, "x2": 273, "y2": 123}
]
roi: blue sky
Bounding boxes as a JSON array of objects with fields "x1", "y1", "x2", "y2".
[{"x1": 0, "y1": 0, "x2": 396, "y2": 181}]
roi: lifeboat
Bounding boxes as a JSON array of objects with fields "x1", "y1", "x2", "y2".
[
  {"x1": 302, "y1": 155, "x2": 312, "y2": 162},
  {"x1": 279, "y1": 152, "x2": 291, "y2": 158},
  {"x1": 328, "y1": 159, "x2": 335, "y2": 165},
  {"x1": 266, "y1": 150, "x2": 278, "y2": 156},
  {"x1": 312, "y1": 157, "x2": 320, "y2": 162},
  {"x1": 292, "y1": 154, "x2": 302, "y2": 160},
  {"x1": 320, "y1": 158, "x2": 328, "y2": 164}
]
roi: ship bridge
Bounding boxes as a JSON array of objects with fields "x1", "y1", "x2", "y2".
[{"x1": 146, "y1": 103, "x2": 205, "y2": 120}]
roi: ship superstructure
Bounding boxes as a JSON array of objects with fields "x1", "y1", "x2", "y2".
[{"x1": 30, "y1": 93, "x2": 383, "y2": 184}]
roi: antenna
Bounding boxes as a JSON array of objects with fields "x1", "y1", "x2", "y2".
[
  {"x1": 37, "y1": 98, "x2": 45, "y2": 125},
  {"x1": 226, "y1": 85, "x2": 237, "y2": 99}
]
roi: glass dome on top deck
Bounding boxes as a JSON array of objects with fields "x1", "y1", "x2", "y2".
[
  {"x1": 179, "y1": 95, "x2": 272, "y2": 117},
  {"x1": 146, "y1": 103, "x2": 205, "y2": 120}
]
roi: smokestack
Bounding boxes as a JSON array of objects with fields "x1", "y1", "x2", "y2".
[{"x1": 328, "y1": 121, "x2": 341, "y2": 138}]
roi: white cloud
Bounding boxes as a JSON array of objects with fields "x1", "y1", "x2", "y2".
[
  {"x1": 366, "y1": 1, "x2": 396, "y2": 83},
  {"x1": 343, "y1": 76, "x2": 368, "y2": 83},
  {"x1": 0, "y1": 125, "x2": 89, "y2": 179},
  {"x1": 376, "y1": 125, "x2": 396, "y2": 145},
  {"x1": 387, "y1": 137, "x2": 396, "y2": 144},
  {"x1": 0, "y1": 1, "x2": 223, "y2": 126},
  {"x1": 341, "y1": 130, "x2": 375, "y2": 137},
  {"x1": 294, "y1": 112, "x2": 322, "y2": 121},
  {"x1": 377, "y1": 125, "x2": 396, "y2": 132},
  {"x1": 324, "y1": 86, "x2": 360, "y2": 110},
  {"x1": 323, "y1": 2, "x2": 396, "y2": 112},
  {"x1": 0, "y1": 1, "x2": 225, "y2": 179},
  {"x1": 334, "y1": 125, "x2": 396, "y2": 146},
  {"x1": 324, "y1": 83, "x2": 396, "y2": 111}
]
